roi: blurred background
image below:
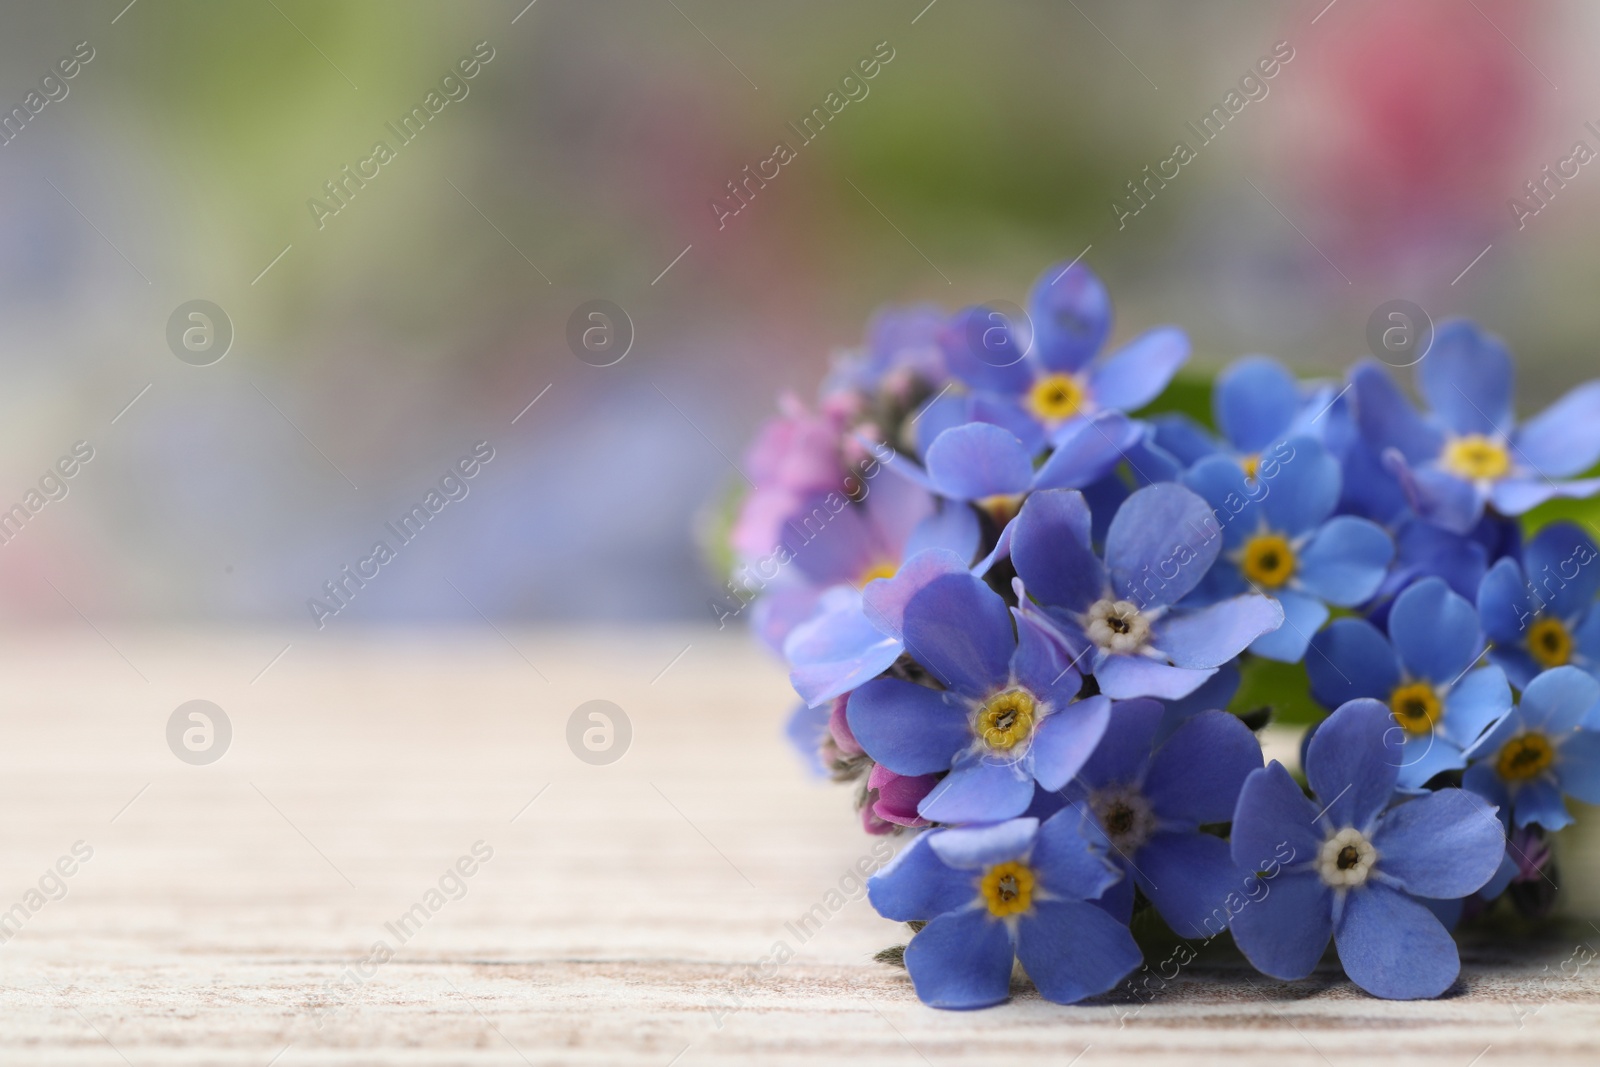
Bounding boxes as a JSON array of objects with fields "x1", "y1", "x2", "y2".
[{"x1": 1, "y1": 0, "x2": 1596, "y2": 628}]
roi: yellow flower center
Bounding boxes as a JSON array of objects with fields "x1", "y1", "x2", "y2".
[
  {"x1": 857, "y1": 561, "x2": 897, "y2": 587},
  {"x1": 1440, "y1": 434, "x2": 1511, "y2": 481},
  {"x1": 976, "y1": 689, "x2": 1038, "y2": 750},
  {"x1": 1027, "y1": 373, "x2": 1087, "y2": 423},
  {"x1": 1528, "y1": 616, "x2": 1573, "y2": 669},
  {"x1": 979, "y1": 860, "x2": 1035, "y2": 917},
  {"x1": 1240, "y1": 453, "x2": 1262, "y2": 481},
  {"x1": 976, "y1": 493, "x2": 1024, "y2": 526},
  {"x1": 1496, "y1": 732, "x2": 1555, "y2": 782},
  {"x1": 1389, "y1": 682, "x2": 1442, "y2": 737},
  {"x1": 1241, "y1": 533, "x2": 1296, "y2": 588}
]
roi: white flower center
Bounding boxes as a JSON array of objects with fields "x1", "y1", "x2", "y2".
[
  {"x1": 1089, "y1": 784, "x2": 1157, "y2": 853},
  {"x1": 1083, "y1": 598, "x2": 1151, "y2": 655},
  {"x1": 1317, "y1": 827, "x2": 1378, "y2": 888}
]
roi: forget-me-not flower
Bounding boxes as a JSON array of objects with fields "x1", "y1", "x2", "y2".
[
  {"x1": 1463, "y1": 666, "x2": 1600, "y2": 831},
  {"x1": 1229, "y1": 699, "x2": 1506, "y2": 999},
  {"x1": 1182, "y1": 435, "x2": 1394, "y2": 661},
  {"x1": 1477, "y1": 521, "x2": 1600, "y2": 689},
  {"x1": 867, "y1": 811, "x2": 1141, "y2": 1008},
  {"x1": 1010, "y1": 484, "x2": 1283, "y2": 700},
  {"x1": 1307, "y1": 577, "x2": 1512, "y2": 789}
]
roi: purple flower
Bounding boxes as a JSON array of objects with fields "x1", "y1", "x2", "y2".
[
  {"x1": 1477, "y1": 521, "x2": 1600, "y2": 689},
  {"x1": 1463, "y1": 666, "x2": 1600, "y2": 832},
  {"x1": 1352, "y1": 321, "x2": 1600, "y2": 533},
  {"x1": 867, "y1": 812, "x2": 1140, "y2": 1008},
  {"x1": 845, "y1": 569, "x2": 1111, "y2": 823},
  {"x1": 1307, "y1": 577, "x2": 1512, "y2": 791},
  {"x1": 1010, "y1": 484, "x2": 1283, "y2": 700},
  {"x1": 1058, "y1": 702, "x2": 1263, "y2": 938},
  {"x1": 1229, "y1": 699, "x2": 1506, "y2": 1000}
]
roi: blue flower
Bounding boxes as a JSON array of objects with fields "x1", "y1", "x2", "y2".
[
  {"x1": 1477, "y1": 521, "x2": 1600, "y2": 689},
  {"x1": 1181, "y1": 435, "x2": 1394, "y2": 661},
  {"x1": 1057, "y1": 702, "x2": 1263, "y2": 938},
  {"x1": 1010, "y1": 484, "x2": 1283, "y2": 700},
  {"x1": 1229, "y1": 699, "x2": 1506, "y2": 1000},
  {"x1": 845, "y1": 569, "x2": 1111, "y2": 823},
  {"x1": 1307, "y1": 577, "x2": 1512, "y2": 790},
  {"x1": 931, "y1": 263, "x2": 1188, "y2": 452},
  {"x1": 1352, "y1": 321, "x2": 1600, "y2": 533},
  {"x1": 1152, "y1": 355, "x2": 1337, "y2": 474},
  {"x1": 1463, "y1": 666, "x2": 1600, "y2": 831},
  {"x1": 867, "y1": 811, "x2": 1141, "y2": 1008}
]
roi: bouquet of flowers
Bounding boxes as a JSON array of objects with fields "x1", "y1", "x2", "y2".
[{"x1": 715, "y1": 260, "x2": 1600, "y2": 1008}]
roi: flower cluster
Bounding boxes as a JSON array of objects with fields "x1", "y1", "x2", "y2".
[{"x1": 727, "y1": 260, "x2": 1600, "y2": 1006}]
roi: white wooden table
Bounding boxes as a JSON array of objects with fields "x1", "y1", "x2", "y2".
[{"x1": 0, "y1": 627, "x2": 1596, "y2": 1065}]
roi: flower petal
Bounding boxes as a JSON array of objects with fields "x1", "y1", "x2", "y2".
[
  {"x1": 1032, "y1": 413, "x2": 1140, "y2": 491},
  {"x1": 1488, "y1": 474, "x2": 1600, "y2": 516},
  {"x1": 1027, "y1": 261, "x2": 1111, "y2": 372},
  {"x1": 861, "y1": 547, "x2": 972, "y2": 641},
  {"x1": 901, "y1": 571, "x2": 1015, "y2": 697},
  {"x1": 846, "y1": 677, "x2": 969, "y2": 775},
  {"x1": 1514, "y1": 380, "x2": 1600, "y2": 478},
  {"x1": 785, "y1": 594, "x2": 903, "y2": 708},
  {"x1": 1089, "y1": 327, "x2": 1190, "y2": 413},
  {"x1": 1230, "y1": 761, "x2": 1322, "y2": 874},
  {"x1": 1012, "y1": 489, "x2": 1106, "y2": 614},
  {"x1": 1296, "y1": 517, "x2": 1395, "y2": 607},
  {"x1": 1476, "y1": 556, "x2": 1530, "y2": 646},
  {"x1": 928, "y1": 818, "x2": 1039, "y2": 870},
  {"x1": 1520, "y1": 521, "x2": 1600, "y2": 622},
  {"x1": 1418, "y1": 320, "x2": 1514, "y2": 438},
  {"x1": 1335, "y1": 882, "x2": 1460, "y2": 999},
  {"x1": 1306, "y1": 618, "x2": 1400, "y2": 710},
  {"x1": 904, "y1": 908, "x2": 1016, "y2": 1009},
  {"x1": 1352, "y1": 362, "x2": 1443, "y2": 464},
  {"x1": 1512, "y1": 777, "x2": 1572, "y2": 831},
  {"x1": 868, "y1": 833, "x2": 979, "y2": 921},
  {"x1": 1180, "y1": 454, "x2": 1254, "y2": 550},
  {"x1": 1032, "y1": 806, "x2": 1123, "y2": 900},
  {"x1": 1105, "y1": 483, "x2": 1222, "y2": 609},
  {"x1": 1247, "y1": 590, "x2": 1327, "y2": 663},
  {"x1": 1215, "y1": 355, "x2": 1301, "y2": 453},
  {"x1": 1031, "y1": 695, "x2": 1112, "y2": 792},
  {"x1": 1077, "y1": 697, "x2": 1161, "y2": 790},
  {"x1": 1094, "y1": 655, "x2": 1215, "y2": 700},
  {"x1": 1134, "y1": 831, "x2": 1249, "y2": 939},
  {"x1": 924, "y1": 423, "x2": 1033, "y2": 502},
  {"x1": 1388, "y1": 577, "x2": 1483, "y2": 685},
  {"x1": 1226, "y1": 869, "x2": 1332, "y2": 981},
  {"x1": 1519, "y1": 665, "x2": 1600, "y2": 734},
  {"x1": 1155, "y1": 595, "x2": 1284, "y2": 669},
  {"x1": 1261, "y1": 436, "x2": 1341, "y2": 535},
  {"x1": 1305, "y1": 698, "x2": 1402, "y2": 832},
  {"x1": 918, "y1": 755, "x2": 1036, "y2": 823},
  {"x1": 1440, "y1": 665, "x2": 1511, "y2": 755},
  {"x1": 1556, "y1": 729, "x2": 1600, "y2": 804},
  {"x1": 1145, "y1": 710, "x2": 1264, "y2": 826},
  {"x1": 1016, "y1": 900, "x2": 1141, "y2": 1004},
  {"x1": 1371, "y1": 788, "x2": 1504, "y2": 899},
  {"x1": 904, "y1": 501, "x2": 982, "y2": 564}
]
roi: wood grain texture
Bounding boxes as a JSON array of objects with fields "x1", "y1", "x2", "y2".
[{"x1": 0, "y1": 627, "x2": 1596, "y2": 1065}]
